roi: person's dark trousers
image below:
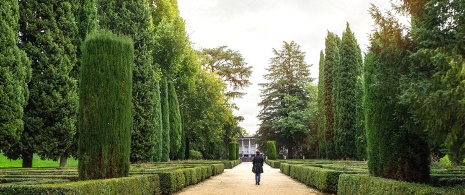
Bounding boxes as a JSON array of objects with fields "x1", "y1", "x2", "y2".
[{"x1": 255, "y1": 172, "x2": 261, "y2": 185}]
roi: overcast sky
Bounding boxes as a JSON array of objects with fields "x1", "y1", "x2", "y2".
[{"x1": 177, "y1": 0, "x2": 393, "y2": 135}]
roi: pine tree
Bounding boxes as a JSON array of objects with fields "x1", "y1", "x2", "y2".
[
  {"x1": 10, "y1": 0, "x2": 78, "y2": 167},
  {"x1": 97, "y1": 0, "x2": 161, "y2": 163},
  {"x1": 168, "y1": 81, "x2": 182, "y2": 159},
  {"x1": 257, "y1": 41, "x2": 312, "y2": 158},
  {"x1": 0, "y1": 0, "x2": 31, "y2": 153},
  {"x1": 334, "y1": 23, "x2": 362, "y2": 159},
  {"x1": 78, "y1": 31, "x2": 133, "y2": 180}
]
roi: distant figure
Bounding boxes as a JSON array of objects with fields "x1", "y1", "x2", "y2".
[{"x1": 252, "y1": 150, "x2": 264, "y2": 185}]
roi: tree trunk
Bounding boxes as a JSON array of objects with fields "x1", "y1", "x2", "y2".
[
  {"x1": 60, "y1": 155, "x2": 68, "y2": 167},
  {"x1": 22, "y1": 151, "x2": 33, "y2": 168}
]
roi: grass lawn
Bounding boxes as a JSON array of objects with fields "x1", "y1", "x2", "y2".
[{"x1": 0, "y1": 153, "x2": 78, "y2": 168}]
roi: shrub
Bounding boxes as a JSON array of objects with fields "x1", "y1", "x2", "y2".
[
  {"x1": 189, "y1": 150, "x2": 202, "y2": 160},
  {"x1": 229, "y1": 142, "x2": 236, "y2": 160},
  {"x1": 267, "y1": 141, "x2": 277, "y2": 160}
]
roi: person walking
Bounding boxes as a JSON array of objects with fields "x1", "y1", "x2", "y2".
[{"x1": 252, "y1": 150, "x2": 264, "y2": 185}]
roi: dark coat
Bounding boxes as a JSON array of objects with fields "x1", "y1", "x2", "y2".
[{"x1": 252, "y1": 154, "x2": 264, "y2": 173}]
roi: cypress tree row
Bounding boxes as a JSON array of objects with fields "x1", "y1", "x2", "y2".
[
  {"x1": 96, "y1": 0, "x2": 161, "y2": 163},
  {"x1": 168, "y1": 81, "x2": 182, "y2": 159},
  {"x1": 0, "y1": 0, "x2": 31, "y2": 153},
  {"x1": 267, "y1": 141, "x2": 277, "y2": 160},
  {"x1": 10, "y1": 0, "x2": 78, "y2": 167},
  {"x1": 78, "y1": 31, "x2": 133, "y2": 180},
  {"x1": 334, "y1": 23, "x2": 362, "y2": 159},
  {"x1": 160, "y1": 78, "x2": 171, "y2": 162},
  {"x1": 355, "y1": 76, "x2": 366, "y2": 160}
]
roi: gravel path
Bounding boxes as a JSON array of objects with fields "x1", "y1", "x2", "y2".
[{"x1": 175, "y1": 162, "x2": 331, "y2": 195}]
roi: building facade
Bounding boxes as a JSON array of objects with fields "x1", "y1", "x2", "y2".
[{"x1": 237, "y1": 136, "x2": 257, "y2": 162}]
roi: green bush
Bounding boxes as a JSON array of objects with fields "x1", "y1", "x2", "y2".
[
  {"x1": 267, "y1": 141, "x2": 277, "y2": 160},
  {"x1": 189, "y1": 150, "x2": 202, "y2": 160},
  {"x1": 338, "y1": 174, "x2": 465, "y2": 195},
  {"x1": 229, "y1": 142, "x2": 236, "y2": 160}
]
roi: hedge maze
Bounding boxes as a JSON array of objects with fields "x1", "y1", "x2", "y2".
[
  {"x1": 0, "y1": 160, "x2": 241, "y2": 194},
  {"x1": 267, "y1": 159, "x2": 465, "y2": 194}
]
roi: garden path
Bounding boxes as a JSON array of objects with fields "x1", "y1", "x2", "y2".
[{"x1": 175, "y1": 162, "x2": 330, "y2": 195}]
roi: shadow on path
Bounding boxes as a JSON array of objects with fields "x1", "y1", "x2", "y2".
[{"x1": 175, "y1": 162, "x2": 331, "y2": 195}]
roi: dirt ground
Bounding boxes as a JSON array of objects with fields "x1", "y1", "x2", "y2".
[{"x1": 175, "y1": 162, "x2": 331, "y2": 195}]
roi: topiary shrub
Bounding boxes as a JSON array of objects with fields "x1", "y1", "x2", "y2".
[
  {"x1": 229, "y1": 142, "x2": 236, "y2": 160},
  {"x1": 78, "y1": 31, "x2": 133, "y2": 180},
  {"x1": 267, "y1": 141, "x2": 277, "y2": 160}
]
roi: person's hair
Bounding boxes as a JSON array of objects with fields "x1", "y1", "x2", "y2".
[{"x1": 256, "y1": 150, "x2": 260, "y2": 154}]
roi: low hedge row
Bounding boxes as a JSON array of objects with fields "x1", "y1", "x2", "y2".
[
  {"x1": 265, "y1": 160, "x2": 281, "y2": 168},
  {"x1": 280, "y1": 163, "x2": 355, "y2": 193},
  {"x1": 338, "y1": 174, "x2": 465, "y2": 195},
  {"x1": 223, "y1": 159, "x2": 241, "y2": 169},
  {"x1": 0, "y1": 174, "x2": 161, "y2": 195},
  {"x1": 0, "y1": 161, "x2": 231, "y2": 195}
]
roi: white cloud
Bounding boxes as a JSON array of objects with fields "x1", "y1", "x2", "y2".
[{"x1": 178, "y1": 0, "x2": 393, "y2": 135}]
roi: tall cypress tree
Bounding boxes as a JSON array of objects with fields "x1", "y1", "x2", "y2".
[
  {"x1": 97, "y1": 0, "x2": 161, "y2": 163},
  {"x1": 160, "y1": 78, "x2": 170, "y2": 162},
  {"x1": 0, "y1": 0, "x2": 31, "y2": 153},
  {"x1": 78, "y1": 31, "x2": 133, "y2": 180},
  {"x1": 334, "y1": 23, "x2": 362, "y2": 159},
  {"x1": 316, "y1": 51, "x2": 325, "y2": 159},
  {"x1": 323, "y1": 32, "x2": 339, "y2": 159},
  {"x1": 168, "y1": 81, "x2": 182, "y2": 159},
  {"x1": 355, "y1": 75, "x2": 366, "y2": 160},
  {"x1": 11, "y1": 0, "x2": 78, "y2": 167}
]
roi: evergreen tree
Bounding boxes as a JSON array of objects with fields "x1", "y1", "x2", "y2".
[
  {"x1": 322, "y1": 32, "x2": 339, "y2": 159},
  {"x1": 355, "y1": 75, "x2": 366, "y2": 160},
  {"x1": 78, "y1": 31, "x2": 133, "y2": 180},
  {"x1": 334, "y1": 23, "x2": 362, "y2": 159},
  {"x1": 168, "y1": 81, "x2": 182, "y2": 159},
  {"x1": 399, "y1": 0, "x2": 465, "y2": 165},
  {"x1": 316, "y1": 51, "x2": 325, "y2": 159},
  {"x1": 257, "y1": 41, "x2": 312, "y2": 158},
  {"x1": 10, "y1": 0, "x2": 78, "y2": 167},
  {"x1": 364, "y1": 5, "x2": 430, "y2": 182},
  {"x1": 97, "y1": 0, "x2": 161, "y2": 163},
  {"x1": 0, "y1": 0, "x2": 31, "y2": 153},
  {"x1": 160, "y1": 78, "x2": 170, "y2": 162}
]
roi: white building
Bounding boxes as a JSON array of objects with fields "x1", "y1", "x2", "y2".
[{"x1": 237, "y1": 136, "x2": 257, "y2": 161}]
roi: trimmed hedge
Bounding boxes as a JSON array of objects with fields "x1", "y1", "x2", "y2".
[
  {"x1": 338, "y1": 174, "x2": 465, "y2": 195},
  {"x1": 223, "y1": 159, "x2": 242, "y2": 169},
  {"x1": 0, "y1": 175, "x2": 161, "y2": 195},
  {"x1": 281, "y1": 163, "x2": 347, "y2": 193},
  {"x1": 229, "y1": 142, "x2": 236, "y2": 160},
  {"x1": 267, "y1": 141, "x2": 277, "y2": 160},
  {"x1": 0, "y1": 162, "x2": 228, "y2": 195}
]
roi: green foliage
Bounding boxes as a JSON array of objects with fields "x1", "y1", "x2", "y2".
[
  {"x1": 364, "y1": 6, "x2": 430, "y2": 182},
  {"x1": 78, "y1": 31, "x2": 133, "y2": 180},
  {"x1": 334, "y1": 23, "x2": 362, "y2": 159},
  {"x1": 0, "y1": 0, "x2": 31, "y2": 153},
  {"x1": 183, "y1": 70, "x2": 235, "y2": 159},
  {"x1": 338, "y1": 174, "x2": 463, "y2": 195},
  {"x1": 0, "y1": 153, "x2": 78, "y2": 168},
  {"x1": 267, "y1": 141, "x2": 277, "y2": 160},
  {"x1": 96, "y1": 0, "x2": 161, "y2": 163},
  {"x1": 257, "y1": 41, "x2": 313, "y2": 158},
  {"x1": 321, "y1": 32, "x2": 340, "y2": 159},
  {"x1": 355, "y1": 76, "x2": 366, "y2": 160},
  {"x1": 399, "y1": 0, "x2": 465, "y2": 165},
  {"x1": 317, "y1": 51, "x2": 326, "y2": 158},
  {"x1": 199, "y1": 46, "x2": 252, "y2": 99},
  {"x1": 160, "y1": 78, "x2": 170, "y2": 162},
  {"x1": 8, "y1": 0, "x2": 78, "y2": 166},
  {"x1": 189, "y1": 150, "x2": 203, "y2": 160},
  {"x1": 229, "y1": 142, "x2": 236, "y2": 160},
  {"x1": 168, "y1": 82, "x2": 182, "y2": 159}
]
